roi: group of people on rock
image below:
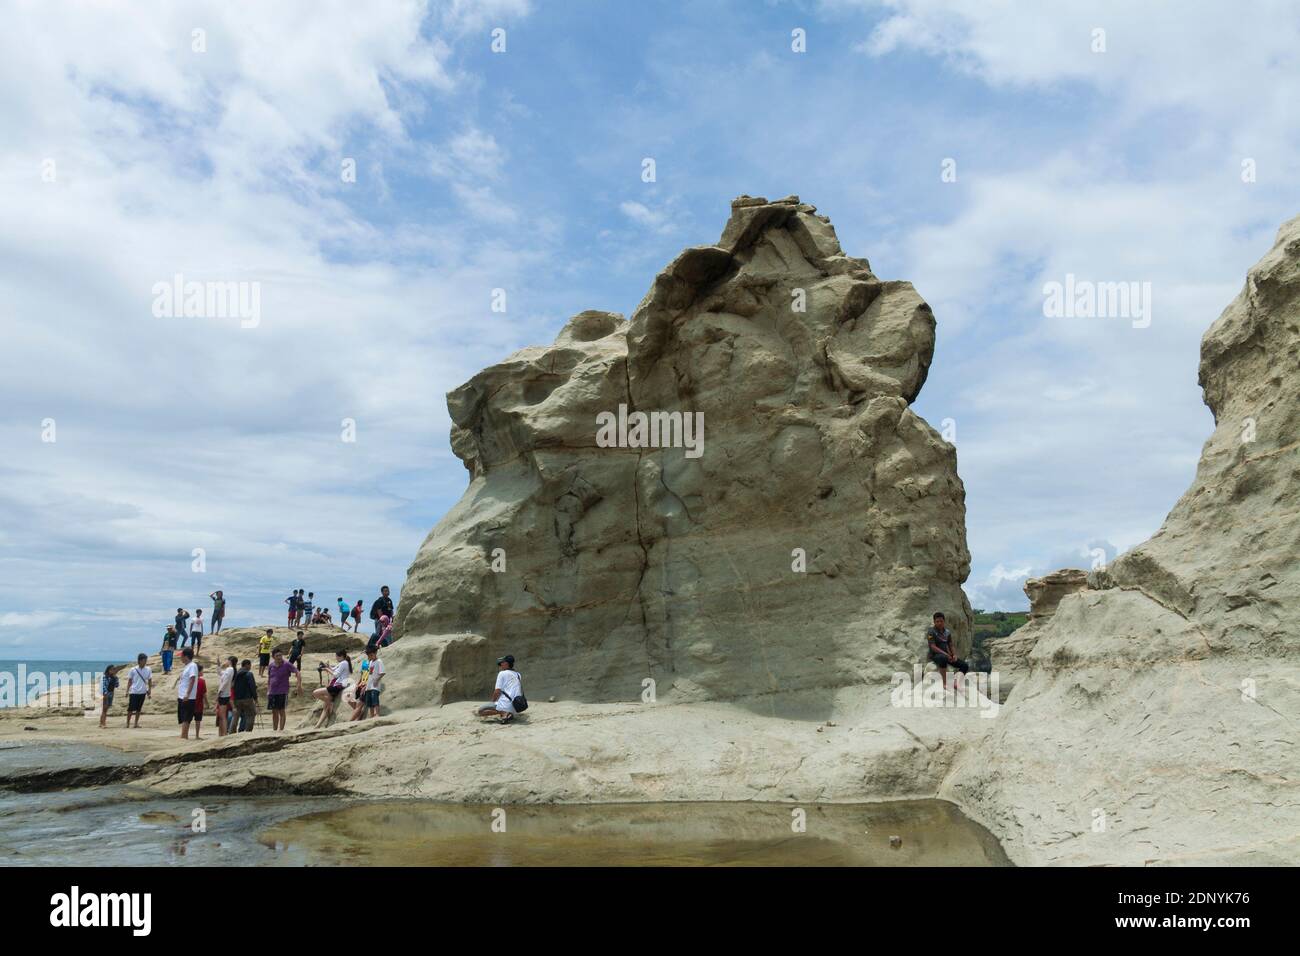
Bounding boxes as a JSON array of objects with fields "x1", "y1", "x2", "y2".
[
  {"x1": 96, "y1": 585, "x2": 409, "y2": 737},
  {"x1": 97, "y1": 603, "x2": 956, "y2": 739},
  {"x1": 157, "y1": 591, "x2": 227, "y2": 673}
]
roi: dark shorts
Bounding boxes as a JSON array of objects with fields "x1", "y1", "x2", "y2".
[
  {"x1": 268, "y1": 693, "x2": 287, "y2": 711},
  {"x1": 101, "y1": 693, "x2": 114, "y2": 710},
  {"x1": 259, "y1": 653, "x2": 271, "y2": 666},
  {"x1": 930, "y1": 653, "x2": 969, "y2": 673},
  {"x1": 217, "y1": 695, "x2": 230, "y2": 706},
  {"x1": 363, "y1": 689, "x2": 380, "y2": 708},
  {"x1": 177, "y1": 699, "x2": 196, "y2": 723},
  {"x1": 193, "y1": 711, "x2": 204, "y2": 723},
  {"x1": 128, "y1": 693, "x2": 146, "y2": 713},
  {"x1": 327, "y1": 684, "x2": 343, "y2": 699}
]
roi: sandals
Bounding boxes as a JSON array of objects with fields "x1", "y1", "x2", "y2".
[{"x1": 499, "y1": 713, "x2": 515, "y2": 724}]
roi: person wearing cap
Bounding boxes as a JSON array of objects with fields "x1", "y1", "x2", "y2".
[{"x1": 475, "y1": 655, "x2": 523, "y2": 723}]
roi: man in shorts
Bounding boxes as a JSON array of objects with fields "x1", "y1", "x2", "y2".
[
  {"x1": 926, "y1": 611, "x2": 970, "y2": 690},
  {"x1": 265, "y1": 648, "x2": 301, "y2": 731},
  {"x1": 288, "y1": 630, "x2": 307, "y2": 675},
  {"x1": 301, "y1": 591, "x2": 315, "y2": 628},
  {"x1": 361, "y1": 646, "x2": 385, "y2": 719},
  {"x1": 258, "y1": 628, "x2": 274, "y2": 676},
  {"x1": 176, "y1": 648, "x2": 200, "y2": 740},
  {"x1": 125, "y1": 653, "x2": 152, "y2": 728},
  {"x1": 285, "y1": 590, "x2": 298, "y2": 627}
]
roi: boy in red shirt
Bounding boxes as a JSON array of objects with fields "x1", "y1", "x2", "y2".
[{"x1": 193, "y1": 665, "x2": 208, "y2": 739}]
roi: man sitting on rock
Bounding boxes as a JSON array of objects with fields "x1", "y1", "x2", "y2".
[
  {"x1": 474, "y1": 655, "x2": 525, "y2": 724},
  {"x1": 926, "y1": 612, "x2": 969, "y2": 691}
]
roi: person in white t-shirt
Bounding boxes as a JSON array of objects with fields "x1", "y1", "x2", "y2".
[
  {"x1": 475, "y1": 655, "x2": 524, "y2": 723},
  {"x1": 360, "y1": 647, "x2": 385, "y2": 719},
  {"x1": 175, "y1": 648, "x2": 200, "y2": 740},
  {"x1": 125, "y1": 653, "x2": 153, "y2": 728},
  {"x1": 216, "y1": 656, "x2": 237, "y2": 737}
]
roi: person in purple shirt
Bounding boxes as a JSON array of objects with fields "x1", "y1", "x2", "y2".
[{"x1": 265, "y1": 647, "x2": 302, "y2": 732}]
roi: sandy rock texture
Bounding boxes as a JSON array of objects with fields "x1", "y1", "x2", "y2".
[
  {"x1": 946, "y1": 215, "x2": 1300, "y2": 865},
  {"x1": 394, "y1": 195, "x2": 972, "y2": 709},
  {"x1": 985, "y1": 570, "x2": 1090, "y2": 699}
]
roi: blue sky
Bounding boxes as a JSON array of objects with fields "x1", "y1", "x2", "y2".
[{"x1": 3, "y1": 0, "x2": 1299, "y2": 658}]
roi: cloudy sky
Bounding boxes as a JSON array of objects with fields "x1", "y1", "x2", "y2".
[{"x1": 3, "y1": 0, "x2": 1298, "y2": 659}]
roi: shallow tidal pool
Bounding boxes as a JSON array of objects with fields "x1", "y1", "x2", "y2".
[{"x1": 262, "y1": 798, "x2": 1010, "y2": 866}]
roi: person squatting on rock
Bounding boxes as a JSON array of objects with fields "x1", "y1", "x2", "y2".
[
  {"x1": 475, "y1": 655, "x2": 526, "y2": 724},
  {"x1": 926, "y1": 611, "x2": 969, "y2": 690}
]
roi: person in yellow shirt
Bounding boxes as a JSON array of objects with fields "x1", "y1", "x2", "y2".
[{"x1": 258, "y1": 628, "x2": 274, "y2": 676}]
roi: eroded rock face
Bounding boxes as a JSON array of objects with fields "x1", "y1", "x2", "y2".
[
  {"x1": 395, "y1": 195, "x2": 972, "y2": 707},
  {"x1": 1024, "y1": 569, "x2": 1089, "y2": 620},
  {"x1": 948, "y1": 215, "x2": 1300, "y2": 865}
]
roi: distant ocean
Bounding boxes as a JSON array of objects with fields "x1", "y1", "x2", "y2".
[{"x1": 0, "y1": 659, "x2": 118, "y2": 709}]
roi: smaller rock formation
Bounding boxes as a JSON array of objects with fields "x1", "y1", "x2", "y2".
[
  {"x1": 986, "y1": 570, "x2": 1090, "y2": 701},
  {"x1": 1024, "y1": 569, "x2": 1089, "y2": 621}
]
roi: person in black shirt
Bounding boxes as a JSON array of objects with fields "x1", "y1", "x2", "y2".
[
  {"x1": 369, "y1": 586, "x2": 394, "y2": 638},
  {"x1": 288, "y1": 630, "x2": 307, "y2": 681},
  {"x1": 233, "y1": 659, "x2": 258, "y2": 732},
  {"x1": 926, "y1": 611, "x2": 969, "y2": 691}
]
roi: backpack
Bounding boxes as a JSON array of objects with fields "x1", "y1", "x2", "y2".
[{"x1": 507, "y1": 673, "x2": 528, "y2": 712}]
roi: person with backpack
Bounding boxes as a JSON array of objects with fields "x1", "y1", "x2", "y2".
[
  {"x1": 474, "y1": 655, "x2": 526, "y2": 724},
  {"x1": 926, "y1": 611, "x2": 970, "y2": 691},
  {"x1": 98, "y1": 665, "x2": 119, "y2": 728},
  {"x1": 351, "y1": 600, "x2": 363, "y2": 631},
  {"x1": 125, "y1": 654, "x2": 152, "y2": 728},
  {"x1": 369, "y1": 586, "x2": 393, "y2": 638}
]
